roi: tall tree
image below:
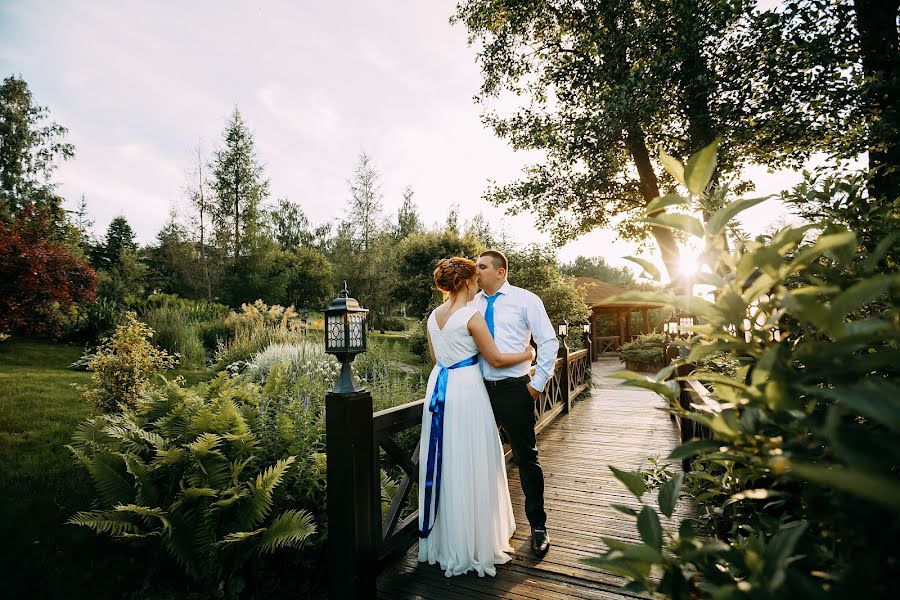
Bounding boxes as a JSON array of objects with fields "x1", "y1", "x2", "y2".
[
  {"x1": 395, "y1": 186, "x2": 423, "y2": 240},
  {"x1": 98, "y1": 216, "x2": 137, "y2": 269},
  {"x1": 185, "y1": 142, "x2": 214, "y2": 297},
  {"x1": 464, "y1": 212, "x2": 497, "y2": 247},
  {"x1": 453, "y1": 0, "x2": 878, "y2": 279},
  {"x1": 852, "y1": 0, "x2": 900, "y2": 198},
  {"x1": 210, "y1": 108, "x2": 269, "y2": 263},
  {"x1": 0, "y1": 75, "x2": 74, "y2": 221},
  {"x1": 559, "y1": 255, "x2": 635, "y2": 287},
  {"x1": 345, "y1": 152, "x2": 383, "y2": 252},
  {"x1": 92, "y1": 216, "x2": 146, "y2": 301},
  {"x1": 267, "y1": 197, "x2": 313, "y2": 250}
]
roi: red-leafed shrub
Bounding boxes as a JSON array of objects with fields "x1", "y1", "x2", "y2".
[{"x1": 0, "y1": 205, "x2": 98, "y2": 335}]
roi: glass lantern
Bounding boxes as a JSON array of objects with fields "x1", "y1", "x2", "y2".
[{"x1": 324, "y1": 282, "x2": 369, "y2": 393}]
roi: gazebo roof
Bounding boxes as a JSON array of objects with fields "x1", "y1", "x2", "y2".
[{"x1": 574, "y1": 276, "x2": 665, "y2": 310}]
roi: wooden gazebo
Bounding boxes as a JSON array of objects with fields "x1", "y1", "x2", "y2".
[{"x1": 575, "y1": 276, "x2": 665, "y2": 360}]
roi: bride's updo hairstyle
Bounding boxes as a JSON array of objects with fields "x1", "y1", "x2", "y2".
[{"x1": 434, "y1": 257, "x2": 477, "y2": 294}]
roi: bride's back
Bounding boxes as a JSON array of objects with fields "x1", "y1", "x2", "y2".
[{"x1": 428, "y1": 306, "x2": 479, "y2": 366}]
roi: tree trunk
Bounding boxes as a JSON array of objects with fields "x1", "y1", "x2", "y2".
[
  {"x1": 626, "y1": 126, "x2": 681, "y2": 281},
  {"x1": 233, "y1": 170, "x2": 241, "y2": 262},
  {"x1": 855, "y1": 0, "x2": 900, "y2": 200}
]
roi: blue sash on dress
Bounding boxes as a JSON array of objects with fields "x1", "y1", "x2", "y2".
[{"x1": 419, "y1": 354, "x2": 480, "y2": 538}]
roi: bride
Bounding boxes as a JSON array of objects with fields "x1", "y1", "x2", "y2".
[{"x1": 417, "y1": 256, "x2": 533, "y2": 577}]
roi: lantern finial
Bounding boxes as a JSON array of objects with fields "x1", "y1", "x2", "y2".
[{"x1": 340, "y1": 281, "x2": 350, "y2": 298}]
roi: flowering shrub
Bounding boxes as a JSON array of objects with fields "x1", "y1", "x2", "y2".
[
  {"x1": 0, "y1": 204, "x2": 97, "y2": 335},
  {"x1": 215, "y1": 301, "x2": 308, "y2": 369},
  {"x1": 244, "y1": 340, "x2": 339, "y2": 385},
  {"x1": 76, "y1": 312, "x2": 178, "y2": 412}
]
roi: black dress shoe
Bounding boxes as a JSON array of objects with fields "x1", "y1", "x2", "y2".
[{"x1": 531, "y1": 527, "x2": 550, "y2": 555}]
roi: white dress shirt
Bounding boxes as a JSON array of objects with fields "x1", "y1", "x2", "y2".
[{"x1": 470, "y1": 280, "x2": 560, "y2": 392}]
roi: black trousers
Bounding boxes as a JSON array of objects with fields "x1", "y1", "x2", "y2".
[{"x1": 484, "y1": 375, "x2": 547, "y2": 529}]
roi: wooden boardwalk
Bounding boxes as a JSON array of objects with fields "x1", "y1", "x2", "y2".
[{"x1": 377, "y1": 357, "x2": 685, "y2": 599}]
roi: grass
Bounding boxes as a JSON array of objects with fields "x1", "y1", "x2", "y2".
[{"x1": 0, "y1": 338, "x2": 215, "y2": 599}]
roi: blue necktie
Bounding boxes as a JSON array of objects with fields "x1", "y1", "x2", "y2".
[{"x1": 484, "y1": 293, "x2": 500, "y2": 337}]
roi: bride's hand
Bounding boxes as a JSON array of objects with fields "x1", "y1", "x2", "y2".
[{"x1": 526, "y1": 345, "x2": 536, "y2": 363}]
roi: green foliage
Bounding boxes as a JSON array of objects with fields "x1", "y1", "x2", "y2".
[
  {"x1": 0, "y1": 75, "x2": 74, "y2": 219},
  {"x1": 143, "y1": 306, "x2": 207, "y2": 369},
  {"x1": 67, "y1": 377, "x2": 317, "y2": 597},
  {"x1": 587, "y1": 144, "x2": 900, "y2": 598},
  {"x1": 76, "y1": 312, "x2": 178, "y2": 412},
  {"x1": 506, "y1": 244, "x2": 591, "y2": 325},
  {"x1": 618, "y1": 333, "x2": 667, "y2": 370},
  {"x1": 559, "y1": 255, "x2": 635, "y2": 287},
  {"x1": 210, "y1": 107, "x2": 269, "y2": 263},
  {"x1": 215, "y1": 301, "x2": 308, "y2": 370}
]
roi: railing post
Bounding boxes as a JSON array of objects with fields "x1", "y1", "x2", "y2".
[
  {"x1": 326, "y1": 389, "x2": 378, "y2": 599},
  {"x1": 559, "y1": 340, "x2": 571, "y2": 413}
]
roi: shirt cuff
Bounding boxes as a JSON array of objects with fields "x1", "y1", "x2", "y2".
[{"x1": 529, "y1": 374, "x2": 548, "y2": 393}]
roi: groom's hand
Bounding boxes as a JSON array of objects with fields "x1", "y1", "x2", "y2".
[{"x1": 525, "y1": 383, "x2": 541, "y2": 401}]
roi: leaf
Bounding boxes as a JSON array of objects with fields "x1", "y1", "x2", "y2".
[
  {"x1": 609, "y1": 465, "x2": 647, "y2": 499},
  {"x1": 623, "y1": 256, "x2": 661, "y2": 282},
  {"x1": 659, "y1": 149, "x2": 685, "y2": 184},
  {"x1": 68, "y1": 510, "x2": 139, "y2": 537},
  {"x1": 863, "y1": 231, "x2": 900, "y2": 272},
  {"x1": 610, "y1": 503, "x2": 639, "y2": 517},
  {"x1": 657, "y1": 472, "x2": 684, "y2": 518},
  {"x1": 831, "y1": 275, "x2": 895, "y2": 319},
  {"x1": 788, "y1": 462, "x2": 900, "y2": 511},
  {"x1": 609, "y1": 370, "x2": 679, "y2": 400},
  {"x1": 706, "y1": 196, "x2": 772, "y2": 235},
  {"x1": 255, "y1": 509, "x2": 317, "y2": 554},
  {"x1": 678, "y1": 519, "x2": 697, "y2": 540},
  {"x1": 684, "y1": 138, "x2": 719, "y2": 196},
  {"x1": 645, "y1": 213, "x2": 705, "y2": 238},
  {"x1": 645, "y1": 194, "x2": 690, "y2": 215},
  {"x1": 807, "y1": 379, "x2": 900, "y2": 432},
  {"x1": 667, "y1": 439, "x2": 722, "y2": 460},
  {"x1": 637, "y1": 505, "x2": 662, "y2": 550}
]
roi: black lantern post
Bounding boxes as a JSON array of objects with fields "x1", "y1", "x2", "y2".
[
  {"x1": 324, "y1": 282, "x2": 369, "y2": 393},
  {"x1": 557, "y1": 320, "x2": 571, "y2": 412},
  {"x1": 323, "y1": 283, "x2": 377, "y2": 599}
]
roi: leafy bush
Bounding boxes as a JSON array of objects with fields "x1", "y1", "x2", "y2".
[
  {"x1": 590, "y1": 144, "x2": 900, "y2": 598},
  {"x1": 76, "y1": 312, "x2": 178, "y2": 412},
  {"x1": 618, "y1": 333, "x2": 667, "y2": 369},
  {"x1": 243, "y1": 341, "x2": 339, "y2": 386},
  {"x1": 143, "y1": 305, "x2": 206, "y2": 368},
  {"x1": 68, "y1": 377, "x2": 317, "y2": 598},
  {"x1": 62, "y1": 297, "x2": 125, "y2": 343},
  {"x1": 0, "y1": 203, "x2": 98, "y2": 335},
  {"x1": 377, "y1": 316, "x2": 408, "y2": 332}
]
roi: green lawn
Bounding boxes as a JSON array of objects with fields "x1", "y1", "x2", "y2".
[{"x1": 0, "y1": 338, "x2": 214, "y2": 599}]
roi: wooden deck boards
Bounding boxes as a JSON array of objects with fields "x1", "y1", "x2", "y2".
[{"x1": 377, "y1": 358, "x2": 682, "y2": 599}]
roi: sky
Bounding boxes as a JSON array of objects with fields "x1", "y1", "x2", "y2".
[{"x1": 1, "y1": 0, "x2": 813, "y2": 274}]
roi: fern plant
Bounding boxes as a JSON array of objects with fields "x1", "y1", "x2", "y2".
[{"x1": 68, "y1": 377, "x2": 317, "y2": 597}]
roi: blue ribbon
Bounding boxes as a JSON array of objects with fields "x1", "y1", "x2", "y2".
[{"x1": 419, "y1": 354, "x2": 479, "y2": 538}]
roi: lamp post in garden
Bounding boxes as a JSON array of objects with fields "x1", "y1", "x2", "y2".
[
  {"x1": 582, "y1": 322, "x2": 592, "y2": 362},
  {"x1": 558, "y1": 321, "x2": 571, "y2": 412},
  {"x1": 323, "y1": 282, "x2": 377, "y2": 599}
]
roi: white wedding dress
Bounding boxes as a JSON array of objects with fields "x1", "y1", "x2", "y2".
[{"x1": 417, "y1": 306, "x2": 516, "y2": 577}]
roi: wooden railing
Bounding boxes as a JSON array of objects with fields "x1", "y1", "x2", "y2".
[{"x1": 372, "y1": 345, "x2": 591, "y2": 566}]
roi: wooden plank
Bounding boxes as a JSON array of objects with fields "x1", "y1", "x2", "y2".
[{"x1": 376, "y1": 357, "x2": 680, "y2": 599}]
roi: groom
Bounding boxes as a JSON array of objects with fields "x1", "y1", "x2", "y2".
[{"x1": 472, "y1": 249, "x2": 558, "y2": 556}]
